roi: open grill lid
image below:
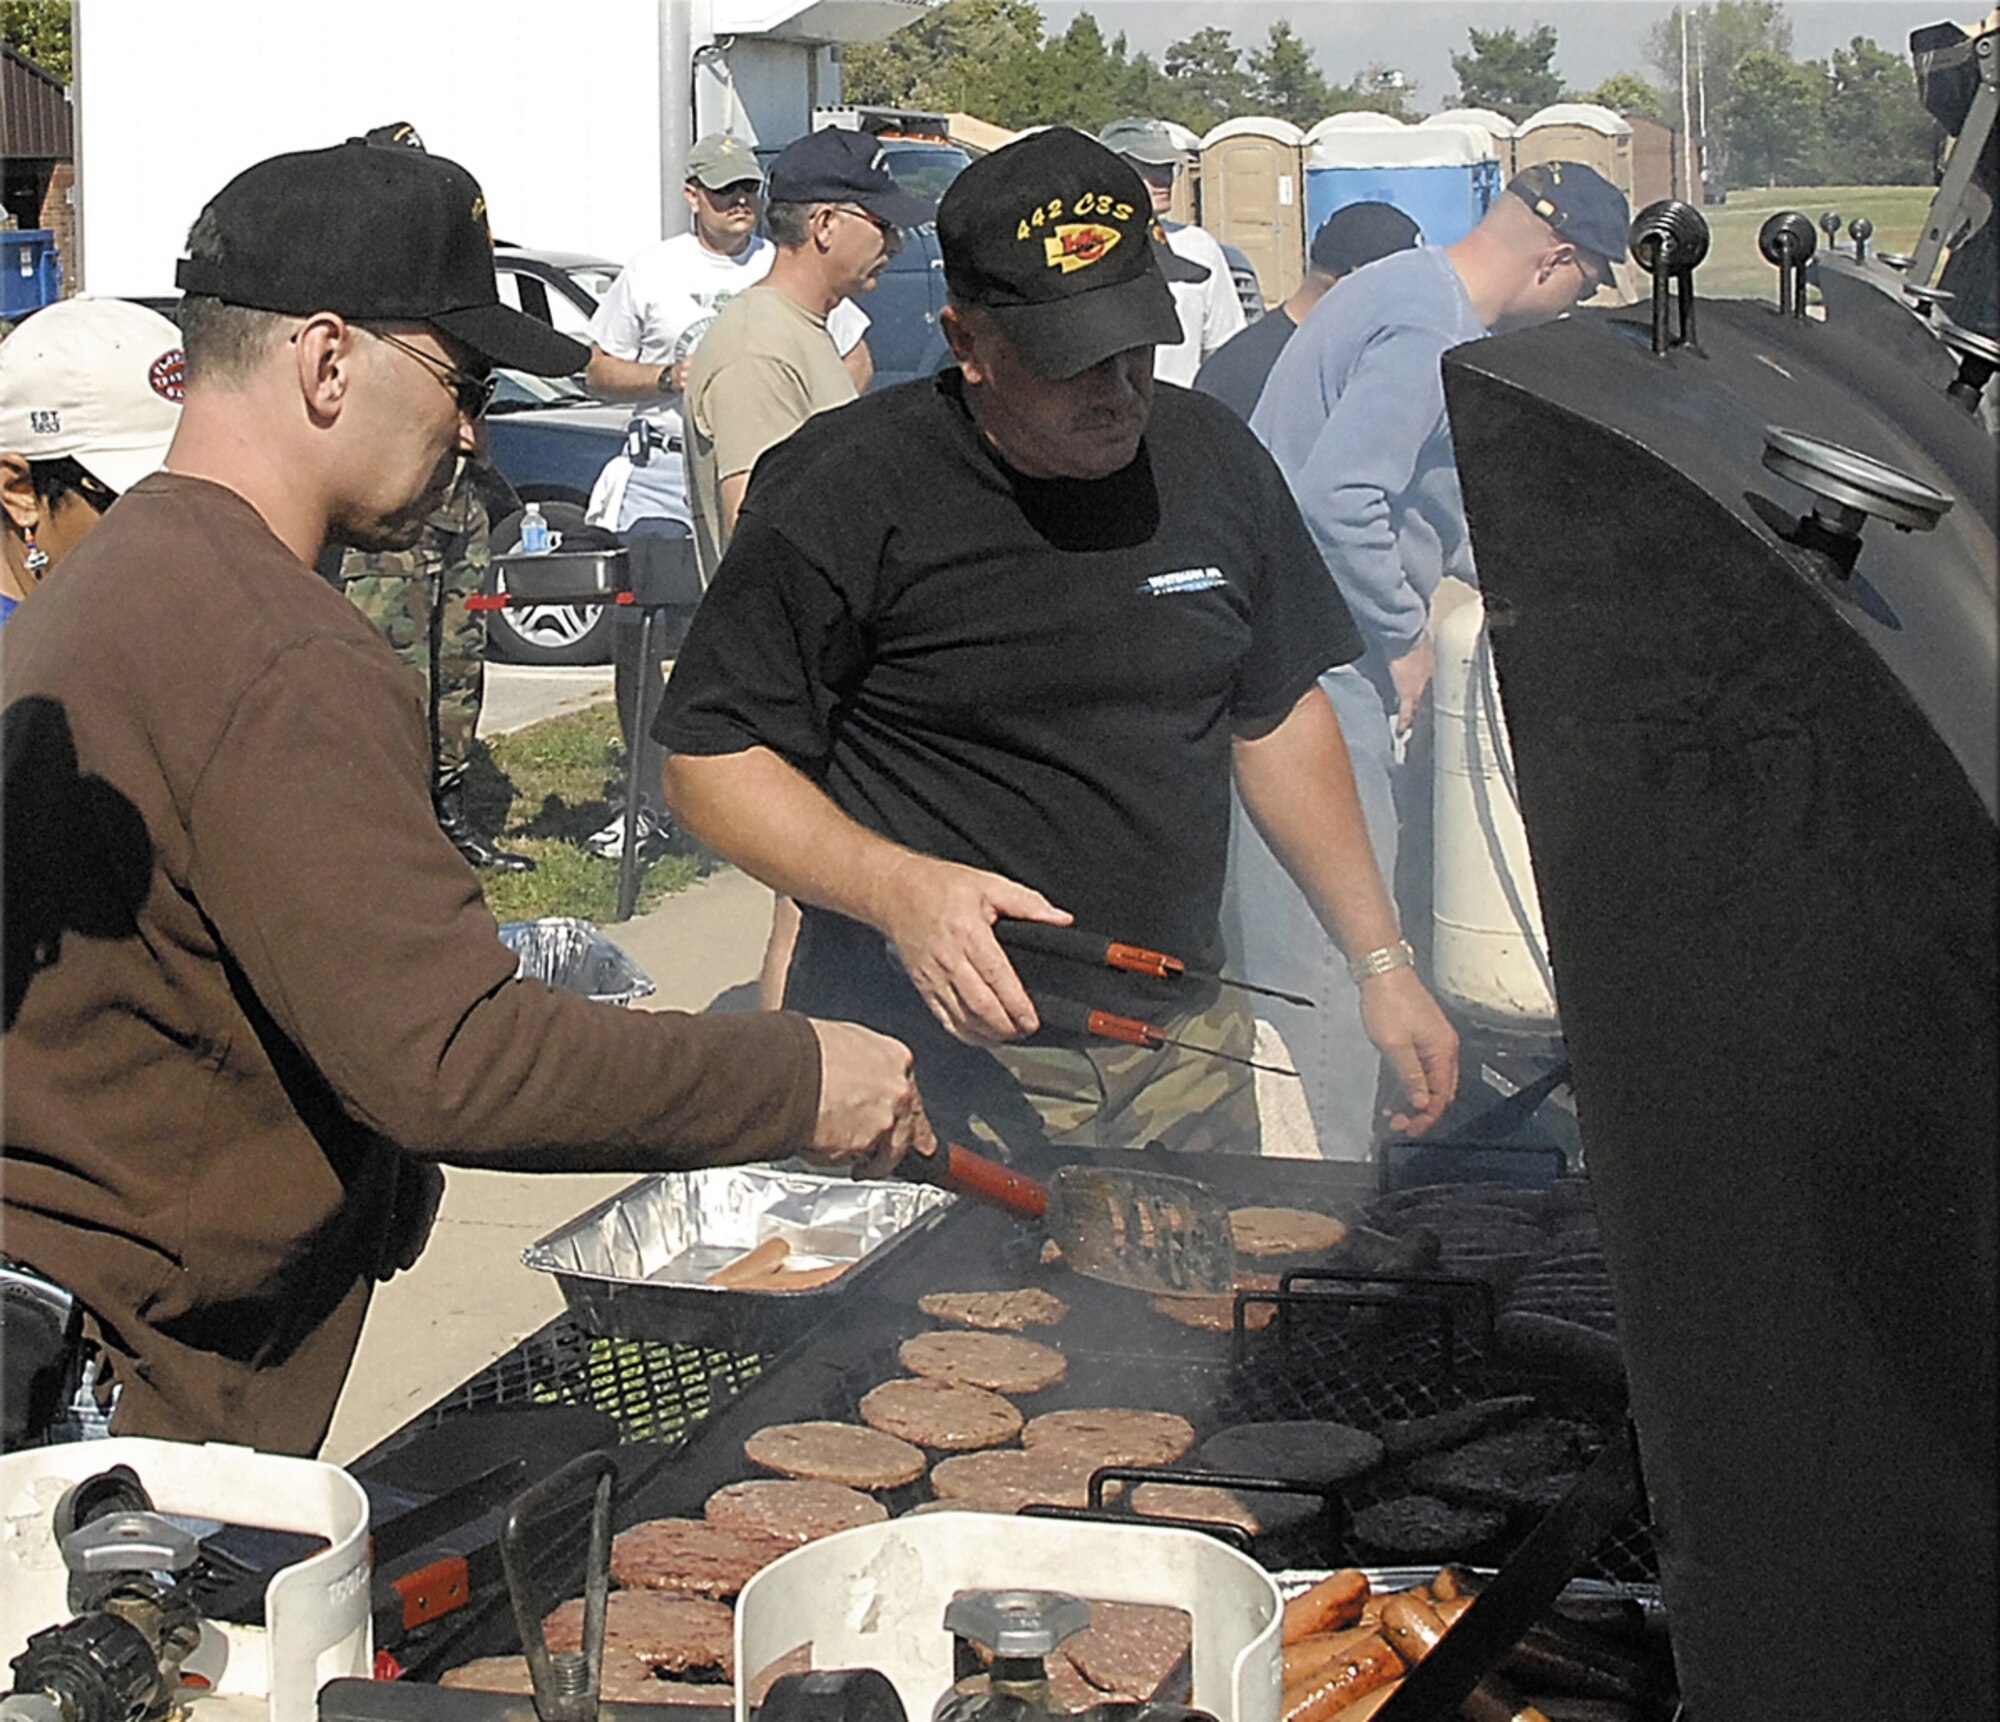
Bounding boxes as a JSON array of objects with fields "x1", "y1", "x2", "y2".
[{"x1": 1440, "y1": 295, "x2": 1997, "y2": 1717}]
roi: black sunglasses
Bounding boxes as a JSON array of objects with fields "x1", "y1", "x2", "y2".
[{"x1": 364, "y1": 327, "x2": 499, "y2": 419}]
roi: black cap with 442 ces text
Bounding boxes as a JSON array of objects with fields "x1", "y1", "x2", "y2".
[
  {"x1": 938, "y1": 127, "x2": 1201, "y2": 380},
  {"x1": 175, "y1": 141, "x2": 586, "y2": 377}
]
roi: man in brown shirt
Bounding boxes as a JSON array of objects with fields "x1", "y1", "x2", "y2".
[{"x1": 1, "y1": 139, "x2": 930, "y2": 1455}]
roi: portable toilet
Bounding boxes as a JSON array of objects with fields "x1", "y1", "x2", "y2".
[
  {"x1": 1513, "y1": 103, "x2": 1635, "y2": 204},
  {"x1": 1424, "y1": 108, "x2": 1518, "y2": 176},
  {"x1": 1200, "y1": 117, "x2": 1306, "y2": 307},
  {"x1": 1303, "y1": 117, "x2": 1501, "y2": 250},
  {"x1": 1163, "y1": 119, "x2": 1203, "y2": 226}
]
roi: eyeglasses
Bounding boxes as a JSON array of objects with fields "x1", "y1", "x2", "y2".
[
  {"x1": 363, "y1": 326, "x2": 498, "y2": 419},
  {"x1": 701, "y1": 181, "x2": 762, "y2": 206},
  {"x1": 828, "y1": 204, "x2": 895, "y2": 239},
  {"x1": 71, "y1": 468, "x2": 118, "y2": 515}
]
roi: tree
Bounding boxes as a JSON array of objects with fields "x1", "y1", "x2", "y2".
[
  {"x1": 1163, "y1": 26, "x2": 1253, "y2": 130},
  {"x1": 1349, "y1": 64, "x2": 1420, "y2": 123},
  {"x1": 1, "y1": 0, "x2": 71, "y2": 81},
  {"x1": 1644, "y1": 2, "x2": 1793, "y2": 183},
  {"x1": 976, "y1": 12, "x2": 1157, "y2": 133},
  {"x1": 1450, "y1": 24, "x2": 1566, "y2": 119},
  {"x1": 1723, "y1": 48, "x2": 1825, "y2": 184},
  {"x1": 1818, "y1": 36, "x2": 1938, "y2": 185},
  {"x1": 840, "y1": 0, "x2": 1044, "y2": 114},
  {"x1": 1248, "y1": 20, "x2": 1334, "y2": 125},
  {"x1": 1589, "y1": 72, "x2": 1668, "y2": 120}
]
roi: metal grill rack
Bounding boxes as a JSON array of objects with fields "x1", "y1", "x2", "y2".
[{"x1": 401, "y1": 1315, "x2": 767, "y2": 1449}]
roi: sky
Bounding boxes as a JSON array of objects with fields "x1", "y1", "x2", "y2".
[{"x1": 1031, "y1": 2, "x2": 1957, "y2": 110}]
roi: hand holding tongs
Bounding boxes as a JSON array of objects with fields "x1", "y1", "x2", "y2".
[{"x1": 993, "y1": 919, "x2": 1315, "y2": 1008}]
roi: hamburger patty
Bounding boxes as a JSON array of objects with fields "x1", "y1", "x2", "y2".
[
  {"x1": 1196, "y1": 1419, "x2": 1385, "y2": 1487},
  {"x1": 1149, "y1": 1271, "x2": 1279, "y2": 1331},
  {"x1": 1230, "y1": 1207, "x2": 1348, "y2": 1258},
  {"x1": 1064, "y1": 1602, "x2": 1192, "y2": 1700},
  {"x1": 929, "y1": 1448, "x2": 1101, "y2": 1512},
  {"x1": 608, "y1": 1517, "x2": 794, "y2": 1598},
  {"x1": 744, "y1": 1420, "x2": 927, "y2": 1490},
  {"x1": 1021, "y1": 1408, "x2": 1195, "y2": 1468},
  {"x1": 900, "y1": 1330, "x2": 1068, "y2": 1393},
  {"x1": 918, "y1": 1288, "x2": 1068, "y2": 1330},
  {"x1": 704, "y1": 1478, "x2": 888, "y2": 1543},
  {"x1": 541, "y1": 1591, "x2": 735, "y2": 1676},
  {"x1": 859, "y1": 1377, "x2": 1024, "y2": 1450},
  {"x1": 1350, "y1": 1493, "x2": 1506, "y2": 1558}
]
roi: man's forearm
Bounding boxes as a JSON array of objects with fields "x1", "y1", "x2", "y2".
[
  {"x1": 719, "y1": 472, "x2": 751, "y2": 541},
  {"x1": 1232, "y1": 686, "x2": 1402, "y2": 959},
  {"x1": 662, "y1": 745, "x2": 924, "y2": 931},
  {"x1": 586, "y1": 347, "x2": 673, "y2": 403}
]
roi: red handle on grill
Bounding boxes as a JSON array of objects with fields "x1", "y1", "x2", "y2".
[{"x1": 906, "y1": 1141, "x2": 1049, "y2": 1219}]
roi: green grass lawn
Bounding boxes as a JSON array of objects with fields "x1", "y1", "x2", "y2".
[
  {"x1": 1690, "y1": 183, "x2": 1935, "y2": 300},
  {"x1": 459, "y1": 702, "x2": 710, "y2": 923}
]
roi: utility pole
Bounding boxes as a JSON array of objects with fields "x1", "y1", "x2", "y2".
[
  {"x1": 1680, "y1": 7, "x2": 1697, "y2": 200},
  {"x1": 1694, "y1": 13, "x2": 1708, "y2": 200}
]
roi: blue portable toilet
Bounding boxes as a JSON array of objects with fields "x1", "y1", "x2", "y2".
[
  {"x1": 1303, "y1": 116, "x2": 1501, "y2": 249},
  {"x1": 0, "y1": 230, "x2": 63, "y2": 319}
]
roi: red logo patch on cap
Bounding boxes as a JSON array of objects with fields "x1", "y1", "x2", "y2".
[
  {"x1": 149, "y1": 349, "x2": 186, "y2": 403},
  {"x1": 1044, "y1": 223, "x2": 1121, "y2": 274}
]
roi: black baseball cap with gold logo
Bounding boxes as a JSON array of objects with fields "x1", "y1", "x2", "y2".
[
  {"x1": 938, "y1": 128, "x2": 1204, "y2": 379},
  {"x1": 174, "y1": 141, "x2": 586, "y2": 376}
]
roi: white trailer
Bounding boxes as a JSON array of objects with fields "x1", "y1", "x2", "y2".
[{"x1": 70, "y1": 0, "x2": 924, "y2": 296}]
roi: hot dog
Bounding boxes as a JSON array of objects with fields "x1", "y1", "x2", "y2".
[
  {"x1": 707, "y1": 1237, "x2": 789, "y2": 1285},
  {"x1": 1325, "y1": 1684, "x2": 1402, "y2": 1722},
  {"x1": 1459, "y1": 1673, "x2": 1554, "y2": 1722},
  {"x1": 1282, "y1": 1625, "x2": 1384, "y2": 1690},
  {"x1": 1282, "y1": 1569, "x2": 1371, "y2": 1644},
  {"x1": 1279, "y1": 1635, "x2": 1404, "y2": 1722},
  {"x1": 1376, "y1": 1593, "x2": 1450, "y2": 1666}
]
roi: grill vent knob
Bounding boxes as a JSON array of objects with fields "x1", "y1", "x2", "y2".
[
  {"x1": 1848, "y1": 215, "x2": 1874, "y2": 261},
  {"x1": 1937, "y1": 321, "x2": 2000, "y2": 413},
  {"x1": 1629, "y1": 200, "x2": 1710, "y2": 354},
  {"x1": 1759, "y1": 212, "x2": 1818, "y2": 317},
  {"x1": 1819, "y1": 209, "x2": 1844, "y2": 242}
]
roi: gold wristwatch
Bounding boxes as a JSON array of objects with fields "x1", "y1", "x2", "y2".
[{"x1": 1348, "y1": 939, "x2": 1415, "y2": 984}]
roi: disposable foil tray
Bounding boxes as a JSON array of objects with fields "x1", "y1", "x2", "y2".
[
  {"x1": 498, "y1": 917, "x2": 654, "y2": 1006},
  {"x1": 523, "y1": 1167, "x2": 957, "y2": 1350}
]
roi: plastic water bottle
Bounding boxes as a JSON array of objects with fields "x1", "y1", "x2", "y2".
[{"x1": 519, "y1": 502, "x2": 551, "y2": 556}]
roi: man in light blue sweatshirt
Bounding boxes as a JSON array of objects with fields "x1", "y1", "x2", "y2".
[{"x1": 1233, "y1": 162, "x2": 1629, "y2": 1159}]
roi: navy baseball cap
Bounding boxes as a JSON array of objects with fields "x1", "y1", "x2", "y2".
[
  {"x1": 1311, "y1": 202, "x2": 1420, "y2": 275},
  {"x1": 174, "y1": 141, "x2": 586, "y2": 376},
  {"x1": 1508, "y1": 161, "x2": 1631, "y2": 275},
  {"x1": 766, "y1": 129, "x2": 936, "y2": 228},
  {"x1": 939, "y1": 127, "x2": 1187, "y2": 379}
]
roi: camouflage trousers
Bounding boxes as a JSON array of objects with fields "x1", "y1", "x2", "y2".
[
  {"x1": 967, "y1": 991, "x2": 1264, "y2": 1157},
  {"x1": 338, "y1": 462, "x2": 496, "y2": 795}
]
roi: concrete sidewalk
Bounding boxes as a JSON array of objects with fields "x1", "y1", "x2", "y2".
[{"x1": 321, "y1": 866, "x2": 776, "y2": 1464}]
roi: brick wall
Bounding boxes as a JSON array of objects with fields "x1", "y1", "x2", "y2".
[{"x1": 40, "y1": 160, "x2": 76, "y2": 295}]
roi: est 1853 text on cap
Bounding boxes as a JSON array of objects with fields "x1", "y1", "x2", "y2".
[{"x1": 174, "y1": 141, "x2": 586, "y2": 377}]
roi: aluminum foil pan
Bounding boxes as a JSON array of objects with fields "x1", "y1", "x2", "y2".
[
  {"x1": 523, "y1": 1166, "x2": 957, "y2": 1349},
  {"x1": 494, "y1": 546, "x2": 628, "y2": 601},
  {"x1": 1274, "y1": 1565, "x2": 1664, "y2": 1613},
  {"x1": 498, "y1": 917, "x2": 654, "y2": 1007}
]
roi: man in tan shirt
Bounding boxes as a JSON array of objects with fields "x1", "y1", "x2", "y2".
[{"x1": 684, "y1": 127, "x2": 935, "y2": 580}]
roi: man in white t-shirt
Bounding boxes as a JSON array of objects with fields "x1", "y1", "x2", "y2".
[
  {"x1": 579, "y1": 133, "x2": 867, "y2": 856},
  {"x1": 1097, "y1": 117, "x2": 1244, "y2": 387}
]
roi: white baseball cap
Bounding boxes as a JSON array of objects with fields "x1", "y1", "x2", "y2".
[{"x1": 0, "y1": 297, "x2": 184, "y2": 495}]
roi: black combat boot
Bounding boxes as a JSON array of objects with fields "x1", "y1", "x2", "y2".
[{"x1": 435, "y1": 787, "x2": 536, "y2": 873}]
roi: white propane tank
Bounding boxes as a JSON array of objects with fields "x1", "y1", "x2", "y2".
[{"x1": 1431, "y1": 585, "x2": 1561, "y2": 1030}]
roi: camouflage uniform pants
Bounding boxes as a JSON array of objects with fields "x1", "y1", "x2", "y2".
[
  {"x1": 967, "y1": 991, "x2": 1264, "y2": 1157},
  {"x1": 338, "y1": 459, "x2": 504, "y2": 796}
]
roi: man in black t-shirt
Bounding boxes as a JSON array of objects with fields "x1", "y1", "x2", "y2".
[{"x1": 658, "y1": 128, "x2": 1458, "y2": 1156}]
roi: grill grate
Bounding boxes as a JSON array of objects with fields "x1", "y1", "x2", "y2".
[{"x1": 403, "y1": 1316, "x2": 766, "y2": 1449}]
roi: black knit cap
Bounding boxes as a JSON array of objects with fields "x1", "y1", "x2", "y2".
[
  {"x1": 1310, "y1": 201, "x2": 1420, "y2": 275},
  {"x1": 173, "y1": 141, "x2": 586, "y2": 376},
  {"x1": 938, "y1": 127, "x2": 1188, "y2": 379}
]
